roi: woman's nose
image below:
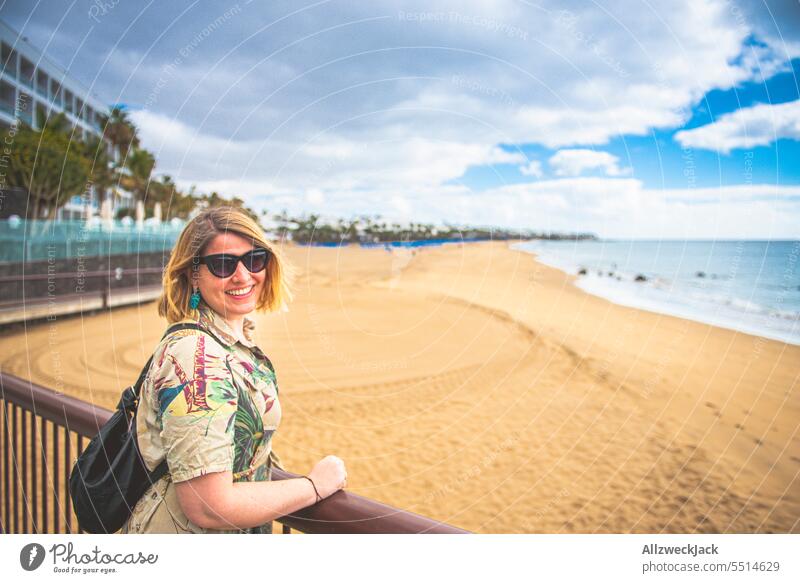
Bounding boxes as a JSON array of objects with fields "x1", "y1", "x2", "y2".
[{"x1": 230, "y1": 259, "x2": 250, "y2": 282}]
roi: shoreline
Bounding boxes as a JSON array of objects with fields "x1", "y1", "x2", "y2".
[
  {"x1": 512, "y1": 240, "x2": 800, "y2": 347},
  {"x1": 0, "y1": 241, "x2": 797, "y2": 533}
]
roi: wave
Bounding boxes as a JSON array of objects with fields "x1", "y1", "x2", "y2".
[{"x1": 513, "y1": 241, "x2": 800, "y2": 345}]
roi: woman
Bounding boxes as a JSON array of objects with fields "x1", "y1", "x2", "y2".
[{"x1": 123, "y1": 206, "x2": 347, "y2": 533}]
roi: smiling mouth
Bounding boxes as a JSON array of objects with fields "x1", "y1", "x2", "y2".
[{"x1": 225, "y1": 285, "x2": 254, "y2": 297}]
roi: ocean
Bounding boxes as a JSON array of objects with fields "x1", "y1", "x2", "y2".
[{"x1": 513, "y1": 240, "x2": 800, "y2": 345}]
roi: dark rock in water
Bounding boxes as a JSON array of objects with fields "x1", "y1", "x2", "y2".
[
  {"x1": 607, "y1": 271, "x2": 614, "y2": 277},
  {"x1": 696, "y1": 271, "x2": 706, "y2": 278},
  {"x1": 578, "y1": 267, "x2": 587, "y2": 275},
  {"x1": 615, "y1": 276, "x2": 621, "y2": 281},
  {"x1": 634, "y1": 274, "x2": 647, "y2": 282}
]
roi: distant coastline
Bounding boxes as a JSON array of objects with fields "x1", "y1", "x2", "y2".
[
  {"x1": 274, "y1": 213, "x2": 598, "y2": 245},
  {"x1": 514, "y1": 239, "x2": 800, "y2": 346}
]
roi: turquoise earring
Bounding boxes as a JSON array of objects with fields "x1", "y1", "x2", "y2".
[{"x1": 189, "y1": 288, "x2": 201, "y2": 309}]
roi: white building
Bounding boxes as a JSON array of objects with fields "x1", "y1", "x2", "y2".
[{"x1": 0, "y1": 19, "x2": 133, "y2": 219}]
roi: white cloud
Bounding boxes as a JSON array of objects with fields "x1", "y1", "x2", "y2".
[
  {"x1": 477, "y1": 179, "x2": 800, "y2": 238},
  {"x1": 520, "y1": 160, "x2": 543, "y2": 178},
  {"x1": 248, "y1": 177, "x2": 800, "y2": 239},
  {"x1": 548, "y1": 149, "x2": 629, "y2": 177},
  {"x1": 727, "y1": 1, "x2": 800, "y2": 63},
  {"x1": 131, "y1": 110, "x2": 526, "y2": 192},
  {"x1": 305, "y1": 189, "x2": 325, "y2": 205},
  {"x1": 484, "y1": 147, "x2": 527, "y2": 165},
  {"x1": 674, "y1": 99, "x2": 800, "y2": 153}
]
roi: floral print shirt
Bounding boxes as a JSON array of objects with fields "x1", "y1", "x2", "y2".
[{"x1": 122, "y1": 303, "x2": 282, "y2": 534}]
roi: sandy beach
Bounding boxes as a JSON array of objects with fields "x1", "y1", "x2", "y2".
[{"x1": 1, "y1": 241, "x2": 798, "y2": 533}]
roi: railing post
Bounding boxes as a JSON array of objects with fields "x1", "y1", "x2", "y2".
[
  {"x1": 22, "y1": 407, "x2": 28, "y2": 533},
  {"x1": 13, "y1": 404, "x2": 20, "y2": 533},
  {"x1": 32, "y1": 411, "x2": 39, "y2": 533},
  {"x1": 2, "y1": 401, "x2": 9, "y2": 532},
  {"x1": 102, "y1": 276, "x2": 109, "y2": 310}
]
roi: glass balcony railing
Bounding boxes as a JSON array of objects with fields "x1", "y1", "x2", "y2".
[{"x1": 0, "y1": 219, "x2": 187, "y2": 263}]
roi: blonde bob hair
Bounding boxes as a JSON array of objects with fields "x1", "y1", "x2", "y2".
[{"x1": 158, "y1": 206, "x2": 292, "y2": 323}]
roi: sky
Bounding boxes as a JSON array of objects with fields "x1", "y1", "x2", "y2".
[{"x1": 2, "y1": 0, "x2": 800, "y2": 239}]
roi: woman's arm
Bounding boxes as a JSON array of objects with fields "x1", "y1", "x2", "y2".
[
  {"x1": 175, "y1": 455, "x2": 347, "y2": 530},
  {"x1": 175, "y1": 472, "x2": 314, "y2": 530}
]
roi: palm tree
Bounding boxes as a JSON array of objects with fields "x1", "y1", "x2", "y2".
[
  {"x1": 98, "y1": 108, "x2": 143, "y2": 216},
  {"x1": 121, "y1": 146, "x2": 155, "y2": 206},
  {"x1": 101, "y1": 107, "x2": 139, "y2": 157},
  {"x1": 148, "y1": 174, "x2": 190, "y2": 220},
  {"x1": 83, "y1": 135, "x2": 114, "y2": 207}
]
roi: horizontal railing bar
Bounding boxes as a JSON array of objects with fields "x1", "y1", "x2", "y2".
[
  {"x1": 0, "y1": 284, "x2": 162, "y2": 310},
  {"x1": 271, "y1": 467, "x2": 468, "y2": 534},
  {"x1": 1, "y1": 373, "x2": 108, "y2": 437},
  {"x1": 0, "y1": 267, "x2": 165, "y2": 284}
]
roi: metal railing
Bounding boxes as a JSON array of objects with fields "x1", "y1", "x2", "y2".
[
  {"x1": 0, "y1": 371, "x2": 467, "y2": 534},
  {"x1": 0, "y1": 267, "x2": 163, "y2": 308},
  {"x1": 0, "y1": 267, "x2": 165, "y2": 326}
]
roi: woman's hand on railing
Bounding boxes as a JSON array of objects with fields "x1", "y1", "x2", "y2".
[{"x1": 308, "y1": 455, "x2": 347, "y2": 499}]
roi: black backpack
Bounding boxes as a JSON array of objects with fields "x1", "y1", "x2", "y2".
[{"x1": 69, "y1": 322, "x2": 226, "y2": 533}]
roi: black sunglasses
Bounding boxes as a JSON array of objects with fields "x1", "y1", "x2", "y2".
[{"x1": 198, "y1": 248, "x2": 271, "y2": 278}]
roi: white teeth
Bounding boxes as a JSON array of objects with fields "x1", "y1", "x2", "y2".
[{"x1": 225, "y1": 286, "x2": 253, "y2": 296}]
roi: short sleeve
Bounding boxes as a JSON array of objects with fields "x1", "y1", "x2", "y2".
[{"x1": 150, "y1": 332, "x2": 238, "y2": 482}]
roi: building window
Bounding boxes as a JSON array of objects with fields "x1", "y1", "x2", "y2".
[
  {"x1": 19, "y1": 57, "x2": 35, "y2": 88},
  {"x1": 64, "y1": 89, "x2": 74, "y2": 114},
  {"x1": 0, "y1": 80, "x2": 15, "y2": 116},
  {"x1": 89, "y1": 112, "x2": 102, "y2": 133},
  {"x1": 18, "y1": 91, "x2": 33, "y2": 125},
  {"x1": 75, "y1": 97, "x2": 84, "y2": 119},
  {"x1": 50, "y1": 79, "x2": 62, "y2": 107},
  {"x1": 1, "y1": 42, "x2": 17, "y2": 77},
  {"x1": 36, "y1": 69, "x2": 48, "y2": 96}
]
